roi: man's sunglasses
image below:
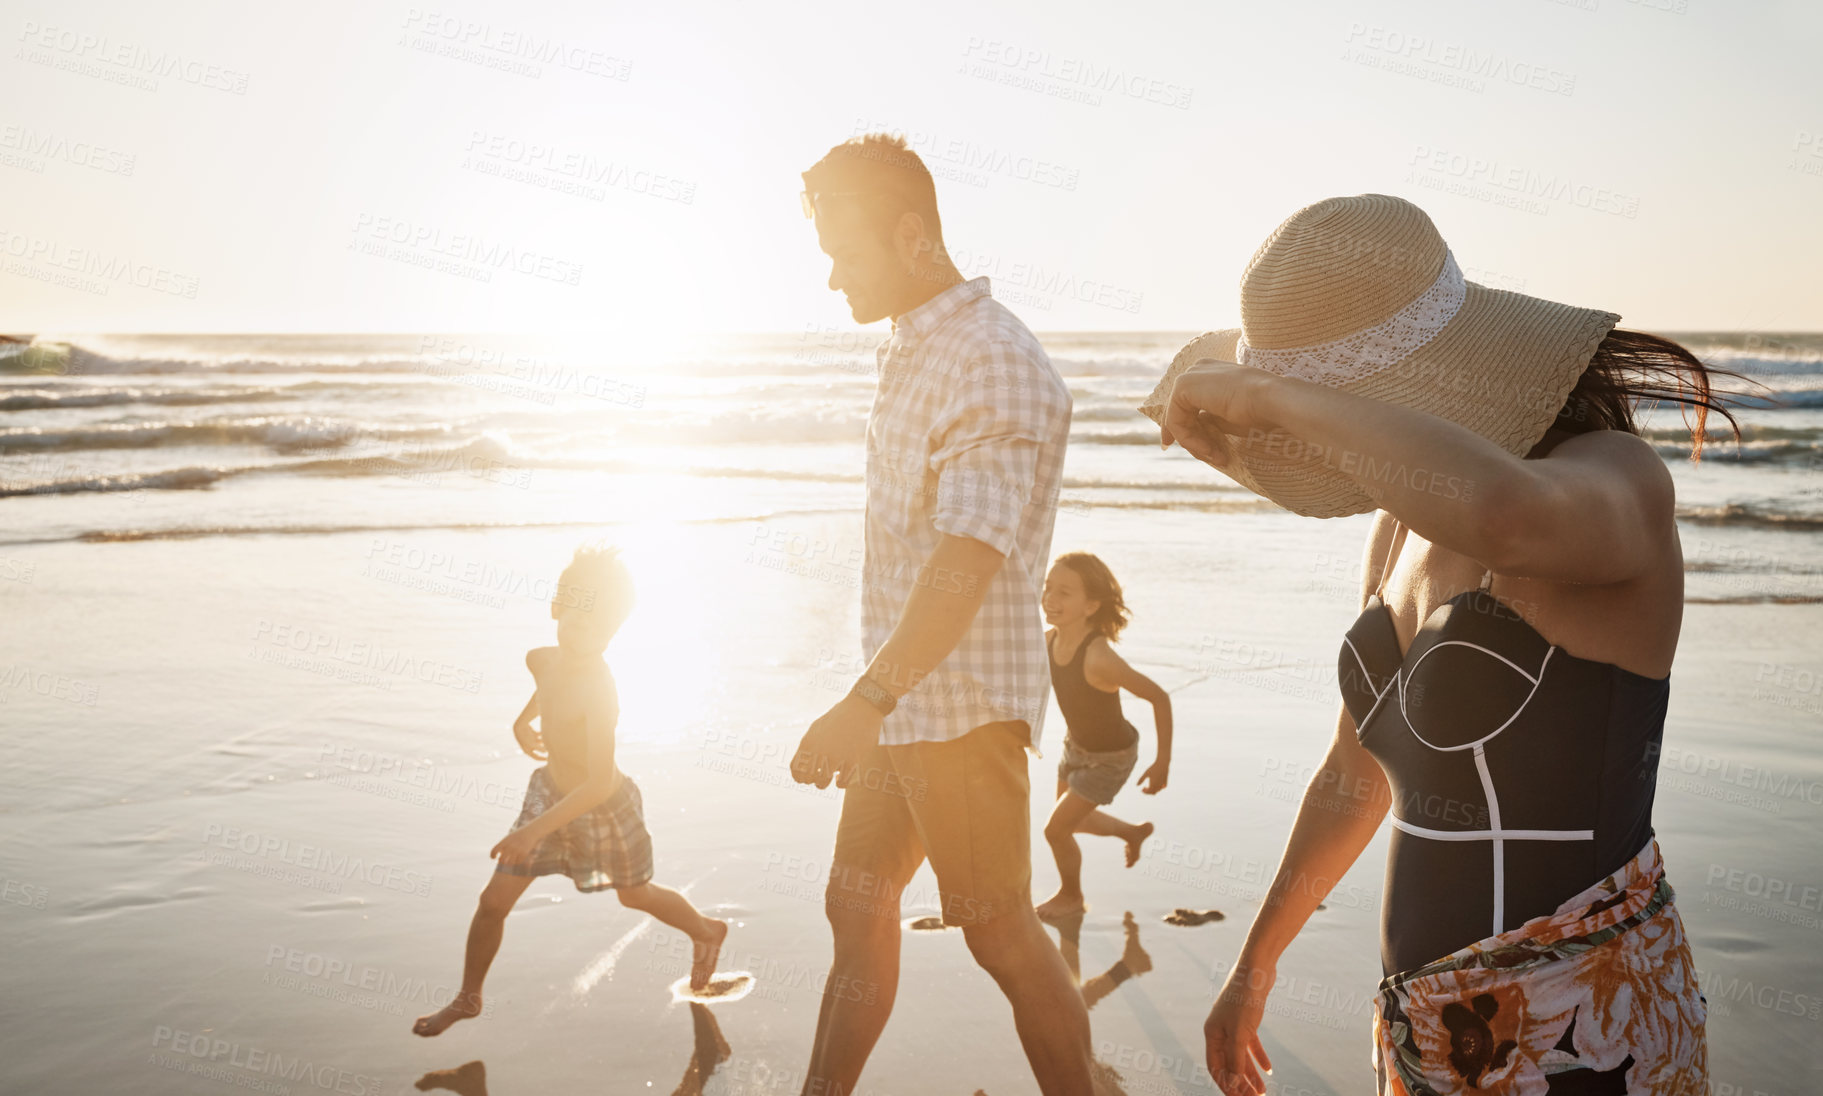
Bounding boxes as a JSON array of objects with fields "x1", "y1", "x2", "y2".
[{"x1": 800, "y1": 189, "x2": 902, "y2": 219}]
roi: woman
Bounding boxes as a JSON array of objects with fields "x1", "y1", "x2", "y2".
[{"x1": 1143, "y1": 195, "x2": 1738, "y2": 1095}]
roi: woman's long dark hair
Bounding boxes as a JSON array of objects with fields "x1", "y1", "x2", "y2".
[{"x1": 1548, "y1": 330, "x2": 1750, "y2": 459}]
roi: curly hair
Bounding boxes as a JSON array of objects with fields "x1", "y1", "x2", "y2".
[{"x1": 1054, "y1": 551, "x2": 1130, "y2": 641}]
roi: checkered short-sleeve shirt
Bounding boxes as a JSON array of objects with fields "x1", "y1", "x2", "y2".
[{"x1": 862, "y1": 277, "x2": 1072, "y2": 747}]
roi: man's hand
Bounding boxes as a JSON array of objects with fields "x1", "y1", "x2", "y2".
[
  {"x1": 490, "y1": 826, "x2": 541, "y2": 868},
  {"x1": 513, "y1": 721, "x2": 546, "y2": 761},
  {"x1": 1137, "y1": 759, "x2": 1170, "y2": 795},
  {"x1": 790, "y1": 694, "x2": 885, "y2": 790}
]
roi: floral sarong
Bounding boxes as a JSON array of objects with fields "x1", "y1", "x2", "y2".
[{"x1": 1373, "y1": 840, "x2": 1707, "y2": 1095}]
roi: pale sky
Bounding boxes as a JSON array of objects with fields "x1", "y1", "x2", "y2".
[{"x1": 3, "y1": 0, "x2": 1819, "y2": 335}]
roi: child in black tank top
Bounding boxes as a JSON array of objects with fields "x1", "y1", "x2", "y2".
[{"x1": 1035, "y1": 553, "x2": 1174, "y2": 921}]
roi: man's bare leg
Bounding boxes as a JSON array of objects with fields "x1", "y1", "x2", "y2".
[
  {"x1": 963, "y1": 904, "x2": 1095, "y2": 1095},
  {"x1": 800, "y1": 868, "x2": 918, "y2": 1095},
  {"x1": 413, "y1": 870, "x2": 535, "y2": 1036},
  {"x1": 618, "y1": 882, "x2": 730, "y2": 991}
]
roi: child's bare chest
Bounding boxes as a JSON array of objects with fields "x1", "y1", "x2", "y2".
[
  {"x1": 531, "y1": 661, "x2": 615, "y2": 772},
  {"x1": 534, "y1": 675, "x2": 588, "y2": 724}
]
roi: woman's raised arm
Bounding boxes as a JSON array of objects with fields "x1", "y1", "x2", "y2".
[{"x1": 1164, "y1": 362, "x2": 1675, "y2": 586}]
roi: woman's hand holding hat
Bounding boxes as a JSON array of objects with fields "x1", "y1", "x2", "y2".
[
  {"x1": 1160, "y1": 359, "x2": 1278, "y2": 475},
  {"x1": 1138, "y1": 196, "x2": 1619, "y2": 518}
]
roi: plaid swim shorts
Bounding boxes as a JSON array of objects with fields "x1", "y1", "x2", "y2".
[{"x1": 495, "y1": 766, "x2": 653, "y2": 892}]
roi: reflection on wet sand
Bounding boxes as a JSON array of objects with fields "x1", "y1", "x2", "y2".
[
  {"x1": 409, "y1": 912, "x2": 1182, "y2": 1095},
  {"x1": 670, "y1": 1002, "x2": 734, "y2": 1096},
  {"x1": 416, "y1": 1060, "x2": 487, "y2": 1096},
  {"x1": 1047, "y1": 910, "x2": 1154, "y2": 1010},
  {"x1": 414, "y1": 1002, "x2": 731, "y2": 1096},
  {"x1": 1080, "y1": 913, "x2": 1154, "y2": 1012},
  {"x1": 1041, "y1": 911, "x2": 1157, "y2": 1096}
]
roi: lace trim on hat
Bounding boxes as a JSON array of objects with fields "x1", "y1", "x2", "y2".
[{"x1": 1236, "y1": 251, "x2": 1466, "y2": 385}]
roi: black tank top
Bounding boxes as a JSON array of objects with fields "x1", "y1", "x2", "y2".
[
  {"x1": 1340, "y1": 522, "x2": 1666, "y2": 975},
  {"x1": 1048, "y1": 631, "x2": 1139, "y2": 752}
]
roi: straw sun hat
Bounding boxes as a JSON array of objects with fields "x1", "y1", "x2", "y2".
[{"x1": 1138, "y1": 193, "x2": 1620, "y2": 518}]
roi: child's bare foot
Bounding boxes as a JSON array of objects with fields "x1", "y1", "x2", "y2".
[
  {"x1": 1124, "y1": 822, "x2": 1154, "y2": 867},
  {"x1": 1035, "y1": 891, "x2": 1086, "y2": 921},
  {"x1": 690, "y1": 918, "x2": 729, "y2": 991},
  {"x1": 412, "y1": 993, "x2": 482, "y2": 1037}
]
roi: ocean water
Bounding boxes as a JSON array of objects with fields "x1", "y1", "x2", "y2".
[
  {"x1": 2, "y1": 331, "x2": 1819, "y2": 1095},
  {"x1": 3, "y1": 331, "x2": 1820, "y2": 553}
]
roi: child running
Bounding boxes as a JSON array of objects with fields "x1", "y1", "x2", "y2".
[
  {"x1": 413, "y1": 545, "x2": 728, "y2": 1037},
  {"x1": 1035, "y1": 552, "x2": 1172, "y2": 921}
]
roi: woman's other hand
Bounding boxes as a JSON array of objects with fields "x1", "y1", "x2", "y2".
[{"x1": 1204, "y1": 960, "x2": 1276, "y2": 1096}]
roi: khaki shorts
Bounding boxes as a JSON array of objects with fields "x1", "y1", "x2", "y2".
[
  {"x1": 829, "y1": 720, "x2": 1032, "y2": 928},
  {"x1": 1057, "y1": 734, "x2": 1140, "y2": 807}
]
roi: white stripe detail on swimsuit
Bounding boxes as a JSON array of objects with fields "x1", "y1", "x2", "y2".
[{"x1": 1398, "y1": 642, "x2": 1558, "y2": 753}]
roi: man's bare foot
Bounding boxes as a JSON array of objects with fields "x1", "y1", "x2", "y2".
[
  {"x1": 412, "y1": 993, "x2": 482, "y2": 1038},
  {"x1": 690, "y1": 918, "x2": 729, "y2": 991},
  {"x1": 1035, "y1": 892, "x2": 1086, "y2": 921},
  {"x1": 1124, "y1": 822, "x2": 1154, "y2": 868}
]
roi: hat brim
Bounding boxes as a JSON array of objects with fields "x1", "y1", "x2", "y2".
[{"x1": 1138, "y1": 287, "x2": 1620, "y2": 518}]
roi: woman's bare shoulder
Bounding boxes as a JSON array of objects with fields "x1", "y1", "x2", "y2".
[{"x1": 1545, "y1": 430, "x2": 1676, "y2": 507}]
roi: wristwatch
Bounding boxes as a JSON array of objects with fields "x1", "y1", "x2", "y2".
[{"x1": 849, "y1": 675, "x2": 896, "y2": 716}]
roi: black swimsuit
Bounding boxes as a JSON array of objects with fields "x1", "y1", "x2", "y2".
[
  {"x1": 1341, "y1": 523, "x2": 1668, "y2": 975},
  {"x1": 1048, "y1": 632, "x2": 1139, "y2": 752}
]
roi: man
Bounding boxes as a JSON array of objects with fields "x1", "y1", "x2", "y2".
[{"x1": 788, "y1": 133, "x2": 1090, "y2": 1095}]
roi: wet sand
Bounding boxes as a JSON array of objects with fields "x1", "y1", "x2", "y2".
[{"x1": 2, "y1": 508, "x2": 1818, "y2": 1094}]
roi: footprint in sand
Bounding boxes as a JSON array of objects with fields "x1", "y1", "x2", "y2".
[
  {"x1": 1162, "y1": 907, "x2": 1225, "y2": 927},
  {"x1": 903, "y1": 915, "x2": 952, "y2": 932},
  {"x1": 669, "y1": 971, "x2": 755, "y2": 1004}
]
